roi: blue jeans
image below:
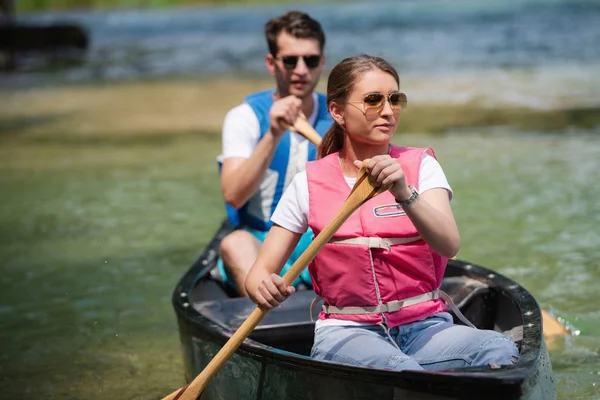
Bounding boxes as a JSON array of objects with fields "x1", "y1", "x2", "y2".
[{"x1": 311, "y1": 312, "x2": 519, "y2": 371}]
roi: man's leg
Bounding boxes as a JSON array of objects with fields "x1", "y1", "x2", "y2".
[{"x1": 218, "y1": 230, "x2": 262, "y2": 297}]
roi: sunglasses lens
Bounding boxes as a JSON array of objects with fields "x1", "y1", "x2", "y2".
[
  {"x1": 280, "y1": 55, "x2": 321, "y2": 69},
  {"x1": 304, "y1": 55, "x2": 321, "y2": 68},
  {"x1": 390, "y1": 92, "x2": 407, "y2": 108},
  {"x1": 364, "y1": 93, "x2": 385, "y2": 108},
  {"x1": 281, "y1": 56, "x2": 298, "y2": 68}
]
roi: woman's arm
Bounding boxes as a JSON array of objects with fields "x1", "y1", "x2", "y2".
[
  {"x1": 400, "y1": 187, "x2": 460, "y2": 258},
  {"x1": 245, "y1": 224, "x2": 302, "y2": 309},
  {"x1": 358, "y1": 156, "x2": 460, "y2": 258}
]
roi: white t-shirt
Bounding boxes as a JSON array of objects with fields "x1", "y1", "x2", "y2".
[{"x1": 270, "y1": 152, "x2": 453, "y2": 330}]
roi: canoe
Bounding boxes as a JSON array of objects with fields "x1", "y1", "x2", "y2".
[{"x1": 172, "y1": 220, "x2": 556, "y2": 400}]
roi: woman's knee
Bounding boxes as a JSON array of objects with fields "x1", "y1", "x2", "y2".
[{"x1": 477, "y1": 332, "x2": 520, "y2": 366}]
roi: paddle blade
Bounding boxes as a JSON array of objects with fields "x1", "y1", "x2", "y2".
[{"x1": 542, "y1": 309, "x2": 569, "y2": 336}]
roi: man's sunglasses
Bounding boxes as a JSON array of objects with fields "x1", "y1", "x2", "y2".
[
  {"x1": 277, "y1": 55, "x2": 322, "y2": 69},
  {"x1": 347, "y1": 91, "x2": 408, "y2": 113}
]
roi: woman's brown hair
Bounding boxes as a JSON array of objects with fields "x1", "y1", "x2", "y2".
[{"x1": 318, "y1": 55, "x2": 400, "y2": 159}]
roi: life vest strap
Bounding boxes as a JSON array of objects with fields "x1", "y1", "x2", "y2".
[
  {"x1": 322, "y1": 290, "x2": 440, "y2": 314},
  {"x1": 328, "y1": 236, "x2": 421, "y2": 251},
  {"x1": 317, "y1": 290, "x2": 476, "y2": 329}
]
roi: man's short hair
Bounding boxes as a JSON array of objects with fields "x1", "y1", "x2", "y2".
[{"x1": 265, "y1": 11, "x2": 326, "y2": 56}]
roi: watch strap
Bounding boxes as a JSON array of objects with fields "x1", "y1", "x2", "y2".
[{"x1": 395, "y1": 185, "x2": 419, "y2": 207}]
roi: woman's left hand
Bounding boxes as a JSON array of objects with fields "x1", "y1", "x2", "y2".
[{"x1": 353, "y1": 155, "x2": 412, "y2": 201}]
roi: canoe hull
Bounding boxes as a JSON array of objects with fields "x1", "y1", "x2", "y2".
[
  {"x1": 177, "y1": 316, "x2": 555, "y2": 400},
  {"x1": 173, "y1": 222, "x2": 556, "y2": 400}
]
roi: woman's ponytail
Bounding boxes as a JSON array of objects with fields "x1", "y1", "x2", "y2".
[{"x1": 317, "y1": 122, "x2": 344, "y2": 159}]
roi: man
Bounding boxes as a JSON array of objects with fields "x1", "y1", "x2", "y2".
[{"x1": 217, "y1": 11, "x2": 332, "y2": 296}]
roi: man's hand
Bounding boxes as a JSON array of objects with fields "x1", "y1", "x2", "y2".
[{"x1": 269, "y1": 95, "x2": 303, "y2": 137}]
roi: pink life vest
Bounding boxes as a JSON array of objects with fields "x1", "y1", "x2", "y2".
[{"x1": 306, "y1": 145, "x2": 448, "y2": 328}]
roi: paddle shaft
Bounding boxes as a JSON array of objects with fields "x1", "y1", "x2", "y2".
[
  {"x1": 162, "y1": 165, "x2": 387, "y2": 400},
  {"x1": 270, "y1": 91, "x2": 323, "y2": 147},
  {"x1": 289, "y1": 116, "x2": 322, "y2": 147}
]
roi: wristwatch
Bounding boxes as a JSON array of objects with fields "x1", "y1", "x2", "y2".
[{"x1": 395, "y1": 185, "x2": 419, "y2": 207}]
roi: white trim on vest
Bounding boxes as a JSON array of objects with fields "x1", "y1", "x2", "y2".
[
  {"x1": 328, "y1": 236, "x2": 421, "y2": 251},
  {"x1": 319, "y1": 290, "x2": 476, "y2": 329}
]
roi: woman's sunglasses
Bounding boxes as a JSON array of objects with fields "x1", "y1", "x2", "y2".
[
  {"x1": 348, "y1": 92, "x2": 408, "y2": 113},
  {"x1": 277, "y1": 55, "x2": 322, "y2": 69}
]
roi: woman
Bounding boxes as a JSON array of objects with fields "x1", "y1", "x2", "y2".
[{"x1": 245, "y1": 54, "x2": 519, "y2": 371}]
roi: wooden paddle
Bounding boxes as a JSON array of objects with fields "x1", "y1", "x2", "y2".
[
  {"x1": 162, "y1": 161, "x2": 389, "y2": 400},
  {"x1": 282, "y1": 113, "x2": 323, "y2": 146},
  {"x1": 541, "y1": 309, "x2": 568, "y2": 336},
  {"x1": 271, "y1": 91, "x2": 323, "y2": 147},
  {"x1": 542, "y1": 309, "x2": 569, "y2": 352}
]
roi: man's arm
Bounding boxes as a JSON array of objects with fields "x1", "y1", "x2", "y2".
[
  {"x1": 221, "y1": 133, "x2": 282, "y2": 209},
  {"x1": 221, "y1": 96, "x2": 302, "y2": 209}
]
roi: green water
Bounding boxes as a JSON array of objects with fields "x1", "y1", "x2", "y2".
[{"x1": 0, "y1": 129, "x2": 599, "y2": 399}]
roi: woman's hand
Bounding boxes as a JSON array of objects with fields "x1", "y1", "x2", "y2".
[
  {"x1": 354, "y1": 155, "x2": 460, "y2": 258},
  {"x1": 248, "y1": 273, "x2": 296, "y2": 309},
  {"x1": 245, "y1": 226, "x2": 303, "y2": 307},
  {"x1": 353, "y1": 155, "x2": 412, "y2": 201}
]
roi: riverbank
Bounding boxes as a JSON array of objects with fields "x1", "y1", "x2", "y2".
[{"x1": 2, "y1": 75, "x2": 599, "y2": 140}]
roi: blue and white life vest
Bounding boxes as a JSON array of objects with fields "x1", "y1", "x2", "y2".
[{"x1": 221, "y1": 89, "x2": 332, "y2": 230}]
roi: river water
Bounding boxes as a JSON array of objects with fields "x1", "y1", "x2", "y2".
[
  {"x1": 4, "y1": 0, "x2": 600, "y2": 101},
  {"x1": 0, "y1": 0, "x2": 599, "y2": 399}
]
